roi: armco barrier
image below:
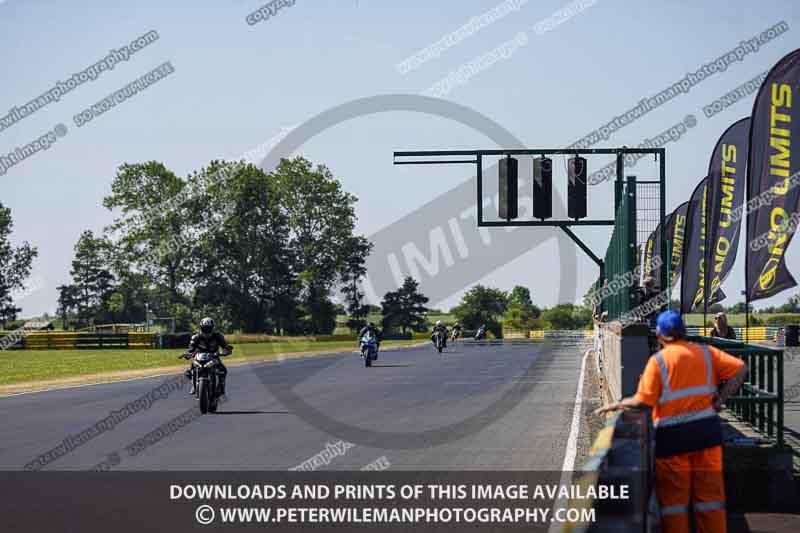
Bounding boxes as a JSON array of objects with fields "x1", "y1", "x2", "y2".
[
  {"x1": 685, "y1": 326, "x2": 782, "y2": 343},
  {"x1": 561, "y1": 410, "x2": 653, "y2": 532},
  {"x1": 14, "y1": 331, "x2": 417, "y2": 350},
  {"x1": 502, "y1": 329, "x2": 529, "y2": 339},
  {"x1": 527, "y1": 329, "x2": 593, "y2": 340},
  {"x1": 19, "y1": 332, "x2": 156, "y2": 350}
]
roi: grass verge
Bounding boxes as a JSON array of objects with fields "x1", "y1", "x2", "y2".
[{"x1": 0, "y1": 340, "x2": 421, "y2": 393}]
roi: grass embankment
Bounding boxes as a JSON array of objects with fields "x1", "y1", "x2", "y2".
[{"x1": 0, "y1": 339, "x2": 419, "y2": 389}]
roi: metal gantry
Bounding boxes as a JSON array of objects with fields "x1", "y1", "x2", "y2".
[{"x1": 393, "y1": 147, "x2": 667, "y2": 293}]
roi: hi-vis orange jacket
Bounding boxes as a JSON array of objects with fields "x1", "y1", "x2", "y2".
[{"x1": 635, "y1": 340, "x2": 745, "y2": 457}]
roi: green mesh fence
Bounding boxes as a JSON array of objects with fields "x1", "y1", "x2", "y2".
[{"x1": 600, "y1": 177, "x2": 638, "y2": 320}]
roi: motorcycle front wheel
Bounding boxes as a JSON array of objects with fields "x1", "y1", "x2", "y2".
[{"x1": 198, "y1": 379, "x2": 209, "y2": 414}]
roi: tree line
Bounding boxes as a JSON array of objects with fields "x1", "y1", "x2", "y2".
[
  {"x1": 375, "y1": 281, "x2": 594, "y2": 337},
  {"x1": 53, "y1": 157, "x2": 372, "y2": 335}
]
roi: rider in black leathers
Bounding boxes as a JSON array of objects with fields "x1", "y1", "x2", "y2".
[
  {"x1": 357, "y1": 322, "x2": 381, "y2": 359},
  {"x1": 431, "y1": 320, "x2": 448, "y2": 348},
  {"x1": 184, "y1": 317, "x2": 233, "y2": 395}
]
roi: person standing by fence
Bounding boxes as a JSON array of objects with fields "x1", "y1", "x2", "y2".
[
  {"x1": 594, "y1": 310, "x2": 749, "y2": 533},
  {"x1": 710, "y1": 312, "x2": 736, "y2": 340}
]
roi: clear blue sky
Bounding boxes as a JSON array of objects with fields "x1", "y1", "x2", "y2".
[{"x1": 2, "y1": 0, "x2": 799, "y2": 316}]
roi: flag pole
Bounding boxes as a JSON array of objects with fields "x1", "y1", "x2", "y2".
[
  {"x1": 703, "y1": 181, "x2": 709, "y2": 336},
  {"x1": 745, "y1": 187, "x2": 751, "y2": 344}
]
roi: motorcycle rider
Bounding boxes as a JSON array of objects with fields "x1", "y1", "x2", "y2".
[
  {"x1": 357, "y1": 321, "x2": 381, "y2": 359},
  {"x1": 184, "y1": 317, "x2": 233, "y2": 396},
  {"x1": 475, "y1": 324, "x2": 488, "y2": 340},
  {"x1": 451, "y1": 322, "x2": 463, "y2": 341},
  {"x1": 431, "y1": 320, "x2": 448, "y2": 348}
]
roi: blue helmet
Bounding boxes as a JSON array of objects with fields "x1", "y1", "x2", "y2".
[{"x1": 656, "y1": 310, "x2": 685, "y2": 340}]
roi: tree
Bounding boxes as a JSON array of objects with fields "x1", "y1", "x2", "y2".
[
  {"x1": 777, "y1": 293, "x2": 800, "y2": 313},
  {"x1": 56, "y1": 284, "x2": 79, "y2": 329},
  {"x1": 726, "y1": 302, "x2": 753, "y2": 314},
  {"x1": 191, "y1": 161, "x2": 298, "y2": 333},
  {"x1": 103, "y1": 161, "x2": 190, "y2": 303},
  {"x1": 0, "y1": 202, "x2": 38, "y2": 329},
  {"x1": 340, "y1": 236, "x2": 373, "y2": 332},
  {"x1": 0, "y1": 282, "x2": 19, "y2": 330},
  {"x1": 86, "y1": 155, "x2": 370, "y2": 335},
  {"x1": 504, "y1": 285, "x2": 541, "y2": 330},
  {"x1": 451, "y1": 285, "x2": 508, "y2": 335},
  {"x1": 381, "y1": 277, "x2": 429, "y2": 333},
  {"x1": 58, "y1": 231, "x2": 116, "y2": 326},
  {"x1": 509, "y1": 286, "x2": 533, "y2": 307},
  {"x1": 272, "y1": 157, "x2": 362, "y2": 334},
  {"x1": 541, "y1": 304, "x2": 593, "y2": 330}
]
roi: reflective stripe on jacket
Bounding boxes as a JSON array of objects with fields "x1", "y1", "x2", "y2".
[{"x1": 652, "y1": 344, "x2": 722, "y2": 457}]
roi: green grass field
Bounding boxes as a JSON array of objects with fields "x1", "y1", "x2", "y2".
[
  {"x1": 683, "y1": 313, "x2": 800, "y2": 327},
  {"x1": 0, "y1": 339, "x2": 419, "y2": 387},
  {"x1": 684, "y1": 313, "x2": 748, "y2": 326}
]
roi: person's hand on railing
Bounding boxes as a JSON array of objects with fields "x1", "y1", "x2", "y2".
[
  {"x1": 712, "y1": 392, "x2": 723, "y2": 412},
  {"x1": 594, "y1": 396, "x2": 648, "y2": 416}
]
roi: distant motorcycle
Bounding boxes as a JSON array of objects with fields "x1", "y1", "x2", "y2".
[
  {"x1": 475, "y1": 327, "x2": 487, "y2": 341},
  {"x1": 360, "y1": 332, "x2": 379, "y2": 367},
  {"x1": 433, "y1": 330, "x2": 446, "y2": 353},
  {"x1": 181, "y1": 350, "x2": 229, "y2": 414},
  {"x1": 450, "y1": 329, "x2": 460, "y2": 343}
]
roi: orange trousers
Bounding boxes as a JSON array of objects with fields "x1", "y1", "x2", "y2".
[{"x1": 655, "y1": 445, "x2": 726, "y2": 533}]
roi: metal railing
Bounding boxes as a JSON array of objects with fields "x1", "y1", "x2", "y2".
[{"x1": 688, "y1": 335, "x2": 784, "y2": 447}]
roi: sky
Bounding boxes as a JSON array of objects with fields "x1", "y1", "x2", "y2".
[{"x1": 1, "y1": 0, "x2": 799, "y2": 317}]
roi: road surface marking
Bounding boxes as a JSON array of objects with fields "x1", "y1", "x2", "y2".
[{"x1": 548, "y1": 348, "x2": 588, "y2": 533}]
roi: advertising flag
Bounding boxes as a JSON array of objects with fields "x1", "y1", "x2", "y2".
[
  {"x1": 681, "y1": 178, "x2": 725, "y2": 312},
  {"x1": 667, "y1": 202, "x2": 689, "y2": 290},
  {"x1": 704, "y1": 118, "x2": 750, "y2": 305},
  {"x1": 746, "y1": 49, "x2": 800, "y2": 301}
]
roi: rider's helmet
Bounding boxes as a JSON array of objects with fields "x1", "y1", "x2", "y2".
[
  {"x1": 200, "y1": 317, "x2": 215, "y2": 335},
  {"x1": 435, "y1": 320, "x2": 442, "y2": 327},
  {"x1": 367, "y1": 321, "x2": 375, "y2": 329}
]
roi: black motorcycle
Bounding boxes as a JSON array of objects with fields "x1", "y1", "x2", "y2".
[
  {"x1": 181, "y1": 350, "x2": 229, "y2": 414},
  {"x1": 433, "y1": 330, "x2": 446, "y2": 353}
]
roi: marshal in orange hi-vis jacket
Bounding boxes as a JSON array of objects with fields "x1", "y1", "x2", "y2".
[
  {"x1": 595, "y1": 310, "x2": 748, "y2": 533},
  {"x1": 636, "y1": 339, "x2": 744, "y2": 533}
]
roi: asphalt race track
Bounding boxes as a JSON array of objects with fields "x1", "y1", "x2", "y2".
[{"x1": 0, "y1": 340, "x2": 588, "y2": 471}]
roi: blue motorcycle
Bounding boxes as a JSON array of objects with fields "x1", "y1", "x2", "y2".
[{"x1": 360, "y1": 332, "x2": 379, "y2": 367}]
